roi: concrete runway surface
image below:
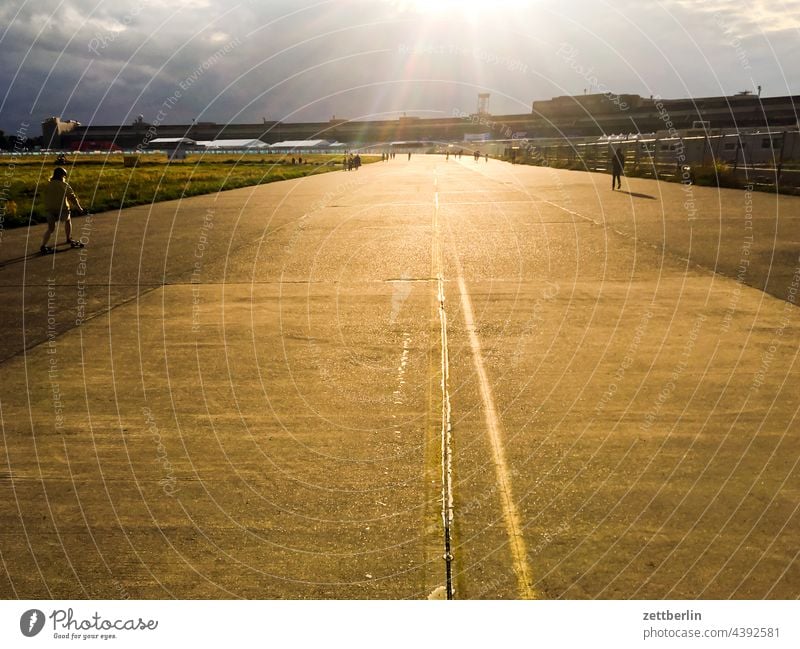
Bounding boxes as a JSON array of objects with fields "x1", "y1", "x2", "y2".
[{"x1": 1, "y1": 156, "x2": 798, "y2": 599}]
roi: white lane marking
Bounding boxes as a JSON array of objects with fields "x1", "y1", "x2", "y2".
[
  {"x1": 454, "y1": 275, "x2": 538, "y2": 600},
  {"x1": 393, "y1": 333, "x2": 411, "y2": 405},
  {"x1": 433, "y1": 183, "x2": 455, "y2": 598},
  {"x1": 539, "y1": 198, "x2": 600, "y2": 225}
]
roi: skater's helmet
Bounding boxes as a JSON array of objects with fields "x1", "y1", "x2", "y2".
[{"x1": 52, "y1": 167, "x2": 68, "y2": 180}]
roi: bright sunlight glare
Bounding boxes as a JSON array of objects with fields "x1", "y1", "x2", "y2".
[{"x1": 384, "y1": 0, "x2": 530, "y2": 17}]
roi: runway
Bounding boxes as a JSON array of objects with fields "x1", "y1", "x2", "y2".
[{"x1": 1, "y1": 155, "x2": 798, "y2": 598}]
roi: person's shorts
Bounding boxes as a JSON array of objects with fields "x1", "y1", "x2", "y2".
[{"x1": 46, "y1": 209, "x2": 71, "y2": 226}]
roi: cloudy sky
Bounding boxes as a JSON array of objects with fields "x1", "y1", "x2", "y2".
[{"x1": 1, "y1": 0, "x2": 799, "y2": 135}]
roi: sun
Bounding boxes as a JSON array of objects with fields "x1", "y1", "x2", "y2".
[{"x1": 386, "y1": 0, "x2": 528, "y2": 18}]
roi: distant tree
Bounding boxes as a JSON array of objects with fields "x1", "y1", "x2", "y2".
[
  {"x1": 0, "y1": 130, "x2": 8, "y2": 151},
  {"x1": 6, "y1": 135, "x2": 36, "y2": 152}
]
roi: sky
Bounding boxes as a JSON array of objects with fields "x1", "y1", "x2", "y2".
[{"x1": 1, "y1": 0, "x2": 799, "y2": 135}]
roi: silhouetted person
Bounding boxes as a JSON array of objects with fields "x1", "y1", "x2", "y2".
[
  {"x1": 611, "y1": 147, "x2": 624, "y2": 190},
  {"x1": 408, "y1": 152, "x2": 411, "y2": 160},
  {"x1": 40, "y1": 167, "x2": 85, "y2": 254}
]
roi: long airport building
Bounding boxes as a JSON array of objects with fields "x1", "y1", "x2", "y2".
[{"x1": 42, "y1": 92, "x2": 800, "y2": 151}]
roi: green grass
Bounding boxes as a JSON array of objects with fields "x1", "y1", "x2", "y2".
[{"x1": 0, "y1": 153, "x2": 375, "y2": 229}]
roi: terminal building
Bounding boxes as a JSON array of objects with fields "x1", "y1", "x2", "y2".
[{"x1": 41, "y1": 92, "x2": 800, "y2": 152}]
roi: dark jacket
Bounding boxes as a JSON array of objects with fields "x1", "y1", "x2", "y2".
[{"x1": 611, "y1": 149, "x2": 625, "y2": 173}]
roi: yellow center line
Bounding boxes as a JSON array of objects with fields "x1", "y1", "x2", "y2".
[
  {"x1": 438, "y1": 180, "x2": 538, "y2": 598},
  {"x1": 455, "y1": 275, "x2": 537, "y2": 599}
]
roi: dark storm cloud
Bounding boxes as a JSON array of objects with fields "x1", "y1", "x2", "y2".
[
  {"x1": 1, "y1": 0, "x2": 798, "y2": 137},
  {"x1": 1, "y1": 0, "x2": 256, "y2": 130}
]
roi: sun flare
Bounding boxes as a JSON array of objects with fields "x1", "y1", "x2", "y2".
[{"x1": 386, "y1": 0, "x2": 529, "y2": 18}]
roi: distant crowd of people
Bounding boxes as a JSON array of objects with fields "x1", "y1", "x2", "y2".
[
  {"x1": 343, "y1": 150, "x2": 404, "y2": 169},
  {"x1": 443, "y1": 149, "x2": 488, "y2": 162},
  {"x1": 344, "y1": 153, "x2": 362, "y2": 171},
  {"x1": 340, "y1": 149, "x2": 494, "y2": 166}
]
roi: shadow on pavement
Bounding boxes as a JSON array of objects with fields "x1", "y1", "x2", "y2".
[{"x1": 617, "y1": 189, "x2": 657, "y2": 200}]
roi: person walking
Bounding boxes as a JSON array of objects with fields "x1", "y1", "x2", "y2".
[
  {"x1": 611, "y1": 147, "x2": 624, "y2": 190},
  {"x1": 40, "y1": 167, "x2": 85, "y2": 255}
]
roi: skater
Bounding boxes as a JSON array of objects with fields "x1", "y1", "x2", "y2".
[
  {"x1": 40, "y1": 167, "x2": 85, "y2": 255},
  {"x1": 611, "y1": 147, "x2": 624, "y2": 190}
]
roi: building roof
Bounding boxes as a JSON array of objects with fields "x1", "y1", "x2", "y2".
[
  {"x1": 197, "y1": 139, "x2": 268, "y2": 148},
  {"x1": 148, "y1": 137, "x2": 196, "y2": 145},
  {"x1": 269, "y1": 139, "x2": 331, "y2": 148}
]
